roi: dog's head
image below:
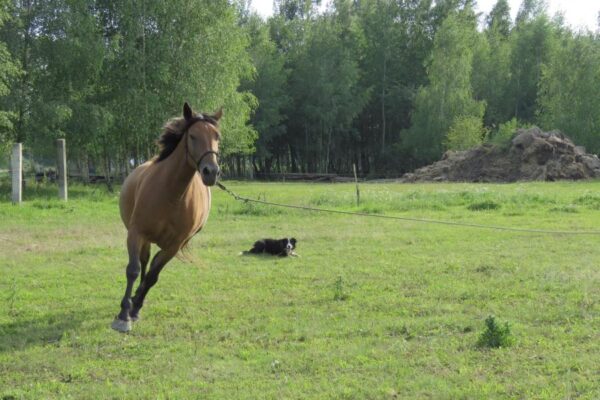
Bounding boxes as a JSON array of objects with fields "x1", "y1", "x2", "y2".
[{"x1": 281, "y1": 237, "x2": 296, "y2": 255}]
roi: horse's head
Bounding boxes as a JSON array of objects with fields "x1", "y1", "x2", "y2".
[{"x1": 183, "y1": 102, "x2": 222, "y2": 186}]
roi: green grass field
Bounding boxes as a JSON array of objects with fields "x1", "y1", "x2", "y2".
[{"x1": 1, "y1": 180, "x2": 599, "y2": 399}]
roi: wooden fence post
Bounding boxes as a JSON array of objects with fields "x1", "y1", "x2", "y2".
[
  {"x1": 11, "y1": 143, "x2": 22, "y2": 204},
  {"x1": 57, "y1": 139, "x2": 68, "y2": 201},
  {"x1": 353, "y1": 163, "x2": 360, "y2": 207}
]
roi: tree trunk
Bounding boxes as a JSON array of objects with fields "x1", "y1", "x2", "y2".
[
  {"x1": 289, "y1": 145, "x2": 298, "y2": 173},
  {"x1": 381, "y1": 51, "x2": 387, "y2": 155},
  {"x1": 99, "y1": 134, "x2": 113, "y2": 191},
  {"x1": 81, "y1": 155, "x2": 90, "y2": 184},
  {"x1": 304, "y1": 124, "x2": 309, "y2": 172},
  {"x1": 325, "y1": 127, "x2": 332, "y2": 174},
  {"x1": 103, "y1": 153, "x2": 113, "y2": 192}
]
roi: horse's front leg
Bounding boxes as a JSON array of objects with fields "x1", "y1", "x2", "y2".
[
  {"x1": 126, "y1": 243, "x2": 151, "y2": 323},
  {"x1": 129, "y1": 246, "x2": 178, "y2": 322},
  {"x1": 111, "y1": 233, "x2": 146, "y2": 333}
]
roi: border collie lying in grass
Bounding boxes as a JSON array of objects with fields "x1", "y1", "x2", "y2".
[{"x1": 242, "y1": 238, "x2": 298, "y2": 257}]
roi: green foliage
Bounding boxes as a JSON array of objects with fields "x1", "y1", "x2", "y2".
[
  {"x1": 357, "y1": 0, "x2": 430, "y2": 159},
  {"x1": 516, "y1": 0, "x2": 547, "y2": 26},
  {"x1": 333, "y1": 276, "x2": 349, "y2": 301},
  {"x1": 282, "y1": 4, "x2": 368, "y2": 172},
  {"x1": 0, "y1": 0, "x2": 20, "y2": 145},
  {"x1": 0, "y1": 0, "x2": 256, "y2": 174},
  {"x1": 537, "y1": 32, "x2": 600, "y2": 153},
  {"x1": 489, "y1": 118, "x2": 519, "y2": 146},
  {"x1": 405, "y1": 8, "x2": 486, "y2": 164},
  {"x1": 472, "y1": 18, "x2": 512, "y2": 127},
  {"x1": 574, "y1": 193, "x2": 600, "y2": 209},
  {"x1": 486, "y1": 0, "x2": 512, "y2": 37},
  {"x1": 477, "y1": 315, "x2": 515, "y2": 348},
  {"x1": 0, "y1": 0, "x2": 598, "y2": 178},
  {"x1": 242, "y1": 15, "x2": 290, "y2": 165},
  {"x1": 508, "y1": 12, "x2": 556, "y2": 123},
  {"x1": 445, "y1": 115, "x2": 486, "y2": 151},
  {"x1": 467, "y1": 200, "x2": 501, "y2": 211}
]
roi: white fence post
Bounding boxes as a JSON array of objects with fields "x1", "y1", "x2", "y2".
[
  {"x1": 57, "y1": 139, "x2": 67, "y2": 201},
  {"x1": 11, "y1": 143, "x2": 22, "y2": 204}
]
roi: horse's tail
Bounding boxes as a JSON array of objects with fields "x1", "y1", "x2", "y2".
[
  {"x1": 176, "y1": 238, "x2": 194, "y2": 262},
  {"x1": 178, "y1": 223, "x2": 204, "y2": 261}
]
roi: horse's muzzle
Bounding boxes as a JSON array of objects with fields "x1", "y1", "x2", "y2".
[{"x1": 200, "y1": 164, "x2": 220, "y2": 186}]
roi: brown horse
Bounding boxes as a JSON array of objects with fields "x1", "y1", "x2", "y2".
[{"x1": 112, "y1": 102, "x2": 222, "y2": 332}]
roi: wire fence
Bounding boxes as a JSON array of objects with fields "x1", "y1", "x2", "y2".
[{"x1": 216, "y1": 182, "x2": 600, "y2": 236}]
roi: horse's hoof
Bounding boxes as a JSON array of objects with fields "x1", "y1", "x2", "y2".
[{"x1": 111, "y1": 318, "x2": 132, "y2": 333}]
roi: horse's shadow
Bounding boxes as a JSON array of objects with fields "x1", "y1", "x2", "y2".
[{"x1": 0, "y1": 311, "x2": 89, "y2": 353}]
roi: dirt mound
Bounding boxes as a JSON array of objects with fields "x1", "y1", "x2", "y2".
[{"x1": 402, "y1": 127, "x2": 600, "y2": 182}]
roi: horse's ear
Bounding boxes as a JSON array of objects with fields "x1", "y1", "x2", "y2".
[
  {"x1": 183, "y1": 102, "x2": 193, "y2": 121},
  {"x1": 213, "y1": 107, "x2": 223, "y2": 121}
]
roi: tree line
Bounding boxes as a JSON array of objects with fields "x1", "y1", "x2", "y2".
[{"x1": 0, "y1": 0, "x2": 599, "y2": 180}]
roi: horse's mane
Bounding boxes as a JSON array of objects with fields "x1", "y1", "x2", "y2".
[
  {"x1": 156, "y1": 117, "x2": 186, "y2": 162},
  {"x1": 156, "y1": 114, "x2": 218, "y2": 162}
]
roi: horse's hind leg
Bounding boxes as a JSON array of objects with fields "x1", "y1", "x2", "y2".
[
  {"x1": 111, "y1": 232, "x2": 145, "y2": 333},
  {"x1": 130, "y1": 247, "x2": 177, "y2": 321},
  {"x1": 139, "y1": 243, "x2": 151, "y2": 284}
]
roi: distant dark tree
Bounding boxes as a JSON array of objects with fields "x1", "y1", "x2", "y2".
[{"x1": 486, "y1": 0, "x2": 511, "y2": 37}]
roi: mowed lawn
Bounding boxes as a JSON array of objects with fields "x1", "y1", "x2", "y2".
[{"x1": 0, "y1": 180, "x2": 599, "y2": 399}]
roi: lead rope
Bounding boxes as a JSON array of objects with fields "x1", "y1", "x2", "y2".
[{"x1": 216, "y1": 182, "x2": 600, "y2": 235}]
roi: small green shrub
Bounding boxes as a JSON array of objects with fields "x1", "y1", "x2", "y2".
[
  {"x1": 467, "y1": 200, "x2": 501, "y2": 211},
  {"x1": 333, "y1": 276, "x2": 349, "y2": 301},
  {"x1": 477, "y1": 315, "x2": 514, "y2": 348},
  {"x1": 549, "y1": 205, "x2": 579, "y2": 213},
  {"x1": 387, "y1": 325, "x2": 413, "y2": 340},
  {"x1": 574, "y1": 194, "x2": 600, "y2": 209}
]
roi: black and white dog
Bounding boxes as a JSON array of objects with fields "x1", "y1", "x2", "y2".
[{"x1": 242, "y1": 237, "x2": 298, "y2": 257}]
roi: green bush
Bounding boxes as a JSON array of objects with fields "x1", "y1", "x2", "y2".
[
  {"x1": 333, "y1": 276, "x2": 349, "y2": 301},
  {"x1": 445, "y1": 115, "x2": 487, "y2": 151},
  {"x1": 467, "y1": 200, "x2": 501, "y2": 211},
  {"x1": 489, "y1": 118, "x2": 522, "y2": 147},
  {"x1": 477, "y1": 315, "x2": 515, "y2": 348}
]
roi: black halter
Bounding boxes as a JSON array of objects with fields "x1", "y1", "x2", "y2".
[{"x1": 183, "y1": 116, "x2": 219, "y2": 170}]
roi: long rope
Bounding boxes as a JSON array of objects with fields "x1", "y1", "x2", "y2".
[{"x1": 216, "y1": 182, "x2": 600, "y2": 236}]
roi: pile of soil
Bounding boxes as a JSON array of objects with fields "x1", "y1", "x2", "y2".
[{"x1": 401, "y1": 127, "x2": 600, "y2": 182}]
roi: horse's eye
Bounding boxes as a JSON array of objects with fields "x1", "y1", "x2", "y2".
[{"x1": 190, "y1": 135, "x2": 196, "y2": 141}]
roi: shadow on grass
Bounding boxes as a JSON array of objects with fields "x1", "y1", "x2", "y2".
[{"x1": 0, "y1": 311, "x2": 89, "y2": 353}]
